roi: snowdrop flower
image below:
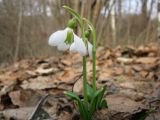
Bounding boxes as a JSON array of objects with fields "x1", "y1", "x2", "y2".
[
  {"x1": 70, "y1": 34, "x2": 87, "y2": 56},
  {"x1": 48, "y1": 28, "x2": 71, "y2": 51},
  {"x1": 70, "y1": 34, "x2": 93, "y2": 57},
  {"x1": 48, "y1": 28, "x2": 93, "y2": 57}
]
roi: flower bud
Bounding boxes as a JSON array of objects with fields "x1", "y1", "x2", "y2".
[
  {"x1": 67, "y1": 18, "x2": 77, "y2": 29},
  {"x1": 84, "y1": 30, "x2": 90, "y2": 38}
]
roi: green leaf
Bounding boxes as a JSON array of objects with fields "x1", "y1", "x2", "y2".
[
  {"x1": 86, "y1": 84, "x2": 94, "y2": 102},
  {"x1": 96, "y1": 87, "x2": 107, "y2": 109},
  {"x1": 89, "y1": 88, "x2": 103, "y2": 116},
  {"x1": 99, "y1": 99, "x2": 108, "y2": 109},
  {"x1": 64, "y1": 91, "x2": 89, "y2": 120},
  {"x1": 63, "y1": 5, "x2": 82, "y2": 27},
  {"x1": 64, "y1": 91, "x2": 79, "y2": 100}
]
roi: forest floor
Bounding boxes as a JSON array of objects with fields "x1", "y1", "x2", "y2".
[{"x1": 0, "y1": 43, "x2": 160, "y2": 120}]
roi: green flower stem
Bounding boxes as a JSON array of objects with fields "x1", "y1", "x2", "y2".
[
  {"x1": 63, "y1": 5, "x2": 89, "y2": 109},
  {"x1": 83, "y1": 56, "x2": 88, "y2": 108},
  {"x1": 92, "y1": 28, "x2": 97, "y2": 92},
  {"x1": 82, "y1": 18, "x2": 97, "y2": 92},
  {"x1": 81, "y1": 22, "x2": 89, "y2": 108}
]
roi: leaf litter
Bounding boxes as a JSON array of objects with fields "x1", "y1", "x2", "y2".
[{"x1": 0, "y1": 43, "x2": 160, "y2": 120}]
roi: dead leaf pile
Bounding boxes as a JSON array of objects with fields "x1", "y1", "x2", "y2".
[{"x1": 0, "y1": 43, "x2": 159, "y2": 120}]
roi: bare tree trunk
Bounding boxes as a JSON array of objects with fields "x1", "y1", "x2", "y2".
[
  {"x1": 92, "y1": 0, "x2": 102, "y2": 26},
  {"x1": 158, "y1": 0, "x2": 160, "y2": 42},
  {"x1": 14, "y1": 1, "x2": 22, "y2": 61},
  {"x1": 145, "y1": 0, "x2": 154, "y2": 42},
  {"x1": 117, "y1": 0, "x2": 122, "y2": 45},
  {"x1": 42, "y1": 0, "x2": 47, "y2": 17},
  {"x1": 110, "y1": 0, "x2": 116, "y2": 47},
  {"x1": 97, "y1": 1, "x2": 109, "y2": 45},
  {"x1": 141, "y1": 0, "x2": 148, "y2": 28},
  {"x1": 118, "y1": 0, "x2": 122, "y2": 18},
  {"x1": 127, "y1": 0, "x2": 131, "y2": 45},
  {"x1": 80, "y1": 0, "x2": 87, "y2": 18}
]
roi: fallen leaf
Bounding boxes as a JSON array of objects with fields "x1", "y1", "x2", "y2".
[
  {"x1": 135, "y1": 57, "x2": 158, "y2": 64},
  {"x1": 3, "y1": 107, "x2": 34, "y2": 120},
  {"x1": 56, "y1": 68, "x2": 76, "y2": 82},
  {"x1": 113, "y1": 67, "x2": 124, "y2": 75},
  {"x1": 106, "y1": 94, "x2": 145, "y2": 113},
  {"x1": 21, "y1": 76, "x2": 59, "y2": 90},
  {"x1": 36, "y1": 67, "x2": 54, "y2": 75},
  {"x1": 119, "y1": 81, "x2": 135, "y2": 89},
  {"x1": 139, "y1": 71, "x2": 148, "y2": 78},
  {"x1": 98, "y1": 69, "x2": 113, "y2": 80},
  {"x1": 9, "y1": 90, "x2": 41, "y2": 107},
  {"x1": 117, "y1": 57, "x2": 134, "y2": 64},
  {"x1": 61, "y1": 59, "x2": 72, "y2": 66},
  {"x1": 73, "y1": 78, "x2": 83, "y2": 95}
]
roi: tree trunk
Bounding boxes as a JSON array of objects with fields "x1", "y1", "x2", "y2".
[
  {"x1": 158, "y1": 0, "x2": 160, "y2": 42},
  {"x1": 118, "y1": 0, "x2": 122, "y2": 18},
  {"x1": 110, "y1": 0, "x2": 116, "y2": 47},
  {"x1": 141, "y1": 0, "x2": 148, "y2": 28},
  {"x1": 14, "y1": 0, "x2": 23, "y2": 61}
]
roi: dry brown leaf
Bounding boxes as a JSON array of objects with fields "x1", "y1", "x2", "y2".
[
  {"x1": 61, "y1": 59, "x2": 72, "y2": 66},
  {"x1": 120, "y1": 89, "x2": 145, "y2": 101},
  {"x1": 0, "y1": 72, "x2": 18, "y2": 86},
  {"x1": 98, "y1": 69, "x2": 113, "y2": 80},
  {"x1": 36, "y1": 67, "x2": 54, "y2": 75},
  {"x1": 119, "y1": 81, "x2": 135, "y2": 89},
  {"x1": 139, "y1": 71, "x2": 148, "y2": 78},
  {"x1": 21, "y1": 76, "x2": 59, "y2": 90},
  {"x1": 73, "y1": 78, "x2": 83, "y2": 95},
  {"x1": 132, "y1": 65, "x2": 143, "y2": 72},
  {"x1": 25, "y1": 70, "x2": 37, "y2": 77},
  {"x1": 106, "y1": 94, "x2": 145, "y2": 113},
  {"x1": 113, "y1": 67, "x2": 124, "y2": 75},
  {"x1": 135, "y1": 57, "x2": 158, "y2": 64},
  {"x1": 117, "y1": 57, "x2": 134, "y2": 64},
  {"x1": 124, "y1": 66, "x2": 133, "y2": 76},
  {"x1": 3, "y1": 107, "x2": 34, "y2": 120},
  {"x1": 9, "y1": 90, "x2": 41, "y2": 107},
  {"x1": 56, "y1": 68, "x2": 76, "y2": 82}
]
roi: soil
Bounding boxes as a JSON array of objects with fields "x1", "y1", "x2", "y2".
[{"x1": 0, "y1": 43, "x2": 160, "y2": 120}]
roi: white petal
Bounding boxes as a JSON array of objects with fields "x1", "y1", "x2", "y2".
[
  {"x1": 48, "y1": 28, "x2": 68, "y2": 46},
  {"x1": 57, "y1": 42, "x2": 70, "y2": 51},
  {"x1": 88, "y1": 41, "x2": 93, "y2": 58},
  {"x1": 70, "y1": 42, "x2": 77, "y2": 53},
  {"x1": 69, "y1": 34, "x2": 87, "y2": 56}
]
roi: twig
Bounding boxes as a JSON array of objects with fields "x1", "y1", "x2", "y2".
[{"x1": 28, "y1": 94, "x2": 52, "y2": 120}]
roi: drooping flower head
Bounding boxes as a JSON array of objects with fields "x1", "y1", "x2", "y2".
[
  {"x1": 48, "y1": 28, "x2": 70, "y2": 51},
  {"x1": 48, "y1": 27, "x2": 92, "y2": 57}
]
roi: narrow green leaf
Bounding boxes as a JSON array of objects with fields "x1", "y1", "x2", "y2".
[
  {"x1": 99, "y1": 99, "x2": 108, "y2": 109},
  {"x1": 86, "y1": 84, "x2": 94, "y2": 102},
  {"x1": 64, "y1": 91, "x2": 89, "y2": 120},
  {"x1": 63, "y1": 5, "x2": 82, "y2": 27},
  {"x1": 64, "y1": 91, "x2": 79, "y2": 100},
  {"x1": 96, "y1": 87, "x2": 107, "y2": 109},
  {"x1": 89, "y1": 88, "x2": 103, "y2": 116}
]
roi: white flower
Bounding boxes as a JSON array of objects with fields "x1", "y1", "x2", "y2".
[
  {"x1": 70, "y1": 34, "x2": 87, "y2": 56},
  {"x1": 48, "y1": 28, "x2": 93, "y2": 58},
  {"x1": 48, "y1": 28, "x2": 70, "y2": 51}
]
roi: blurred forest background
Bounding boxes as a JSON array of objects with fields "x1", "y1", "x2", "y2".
[{"x1": 0, "y1": 0, "x2": 158, "y2": 65}]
